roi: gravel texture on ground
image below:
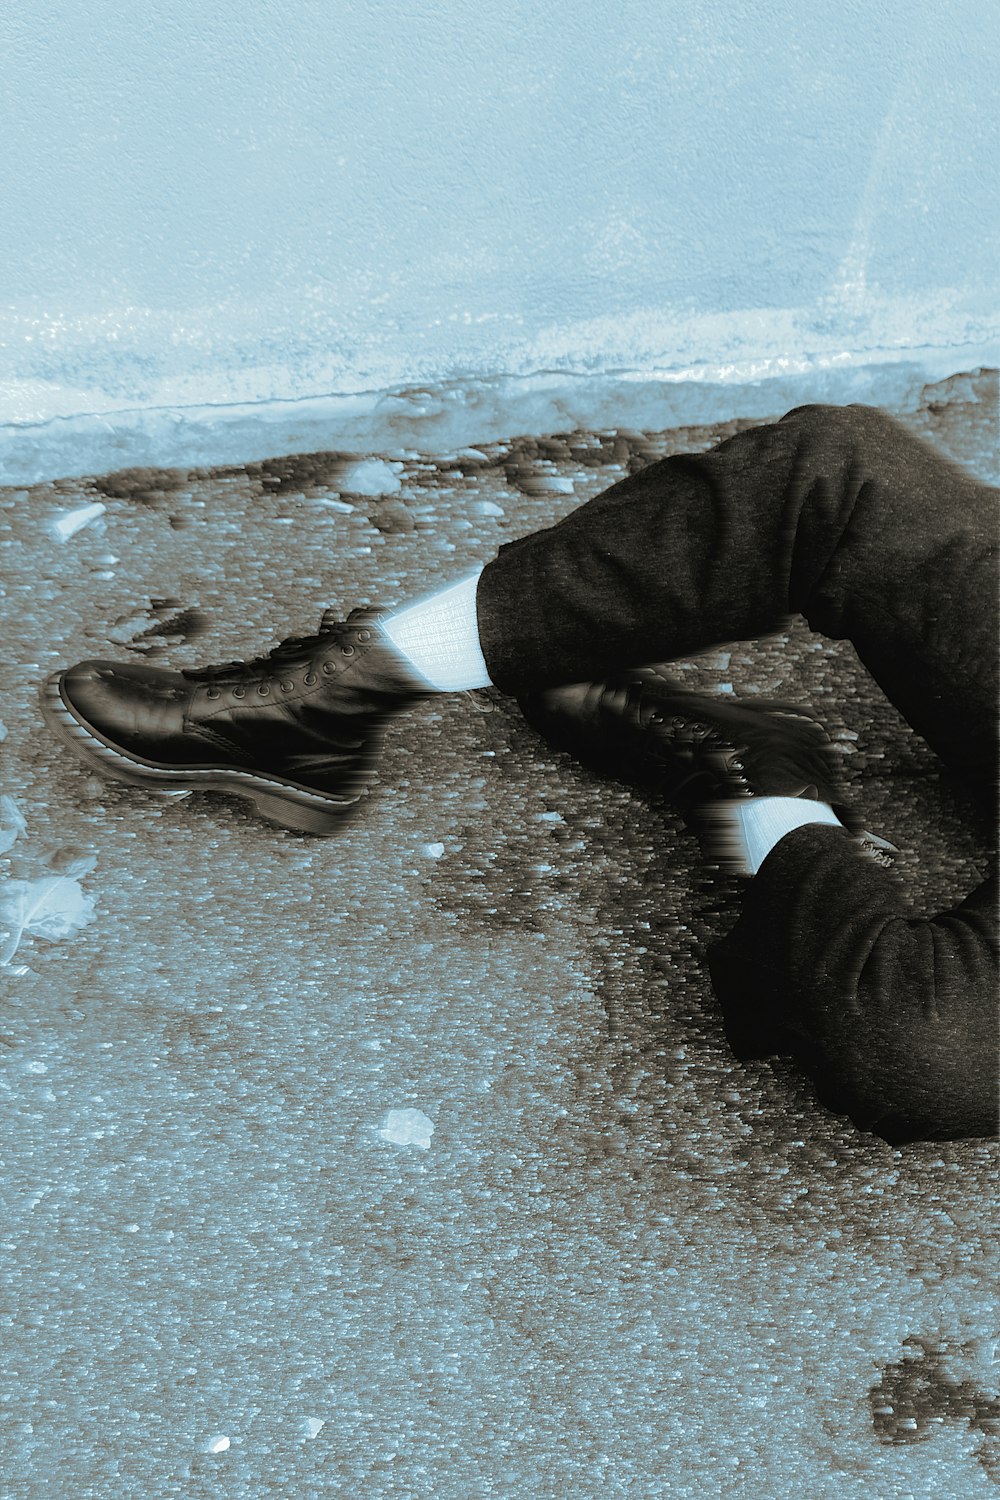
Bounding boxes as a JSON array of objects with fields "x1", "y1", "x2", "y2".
[{"x1": 0, "y1": 371, "x2": 997, "y2": 1498}]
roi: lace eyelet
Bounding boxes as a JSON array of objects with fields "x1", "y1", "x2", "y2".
[
  {"x1": 322, "y1": 661, "x2": 333, "y2": 674},
  {"x1": 257, "y1": 684, "x2": 269, "y2": 696},
  {"x1": 341, "y1": 644, "x2": 355, "y2": 656},
  {"x1": 304, "y1": 671, "x2": 317, "y2": 685},
  {"x1": 232, "y1": 687, "x2": 246, "y2": 698},
  {"x1": 281, "y1": 681, "x2": 294, "y2": 692},
  {"x1": 357, "y1": 630, "x2": 371, "y2": 642},
  {"x1": 206, "y1": 688, "x2": 221, "y2": 700}
]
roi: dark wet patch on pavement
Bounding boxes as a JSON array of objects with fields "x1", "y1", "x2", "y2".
[{"x1": 871, "y1": 1337, "x2": 1000, "y2": 1482}]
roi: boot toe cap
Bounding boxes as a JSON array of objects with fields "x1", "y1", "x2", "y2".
[{"x1": 54, "y1": 659, "x2": 191, "y2": 755}]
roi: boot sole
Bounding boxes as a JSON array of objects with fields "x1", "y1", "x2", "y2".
[{"x1": 39, "y1": 673, "x2": 364, "y2": 837}]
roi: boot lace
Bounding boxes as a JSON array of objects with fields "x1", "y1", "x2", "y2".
[{"x1": 181, "y1": 619, "x2": 343, "y2": 684}]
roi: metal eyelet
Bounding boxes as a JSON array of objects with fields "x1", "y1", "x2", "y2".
[
  {"x1": 257, "y1": 684, "x2": 269, "y2": 696},
  {"x1": 281, "y1": 681, "x2": 294, "y2": 692},
  {"x1": 232, "y1": 686, "x2": 246, "y2": 698},
  {"x1": 206, "y1": 688, "x2": 221, "y2": 700},
  {"x1": 304, "y1": 671, "x2": 317, "y2": 685},
  {"x1": 322, "y1": 661, "x2": 333, "y2": 673},
  {"x1": 341, "y1": 644, "x2": 355, "y2": 656},
  {"x1": 357, "y1": 630, "x2": 371, "y2": 642}
]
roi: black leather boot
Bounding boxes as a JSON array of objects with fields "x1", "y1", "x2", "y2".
[
  {"x1": 41, "y1": 608, "x2": 433, "y2": 834},
  {"x1": 517, "y1": 666, "x2": 896, "y2": 874}
]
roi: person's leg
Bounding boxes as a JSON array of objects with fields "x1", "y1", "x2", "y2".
[
  {"x1": 515, "y1": 659, "x2": 998, "y2": 1141},
  {"x1": 48, "y1": 403, "x2": 996, "y2": 817},
  {"x1": 708, "y1": 831, "x2": 999, "y2": 1143},
  {"x1": 476, "y1": 403, "x2": 998, "y2": 804},
  {"x1": 474, "y1": 403, "x2": 998, "y2": 1140}
]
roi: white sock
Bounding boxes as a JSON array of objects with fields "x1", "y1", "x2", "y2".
[
  {"x1": 382, "y1": 569, "x2": 493, "y2": 691},
  {"x1": 732, "y1": 796, "x2": 844, "y2": 876}
]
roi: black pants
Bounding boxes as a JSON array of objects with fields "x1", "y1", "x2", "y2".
[{"x1": 475, "y1": 404, "x2": 999, "y2": 1144}]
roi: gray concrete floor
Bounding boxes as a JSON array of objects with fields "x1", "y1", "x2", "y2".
[{"x1": 0, "y1": 371, "x2": 997, "y2": 1498}]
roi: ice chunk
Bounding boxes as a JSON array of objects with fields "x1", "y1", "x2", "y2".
[
  {"x1": 204, "y1": 1435, "x2": 230, "y2": 1454},
  {"x1": 106, "y1": 610, "x2": 153, "y2": 645},
  {"x1": 473, "y1": 499, "x2": 505, "y2": 516},
  {"x1": 0, "y1": 796, "x2": 27, "y2": 854},
  {"x1": 0, "y1": 873, "x2": 97, "y2": 966},
  {"x1": 312, "y1": 497, "x2": 354, "y2": 513},
  {"x1": 422, "y1": 842, "x2": 445, "y2": 859},
  {"x1": 332, "y1": 459, "x2": 402, "y2": 497},
  {"x1": 300, "y1": 1418, "x2": 325, "y2": 1438},
  {"x1": 506, "y1": 469, "x2": 575, "y2": 496},
  {"x1": 379, "y1": 1108, "x2": 434, "y2": 1150},
  {"x1": 49, "y1": 501, "x2": 106, "y2": 541},
  {"x1": 0, "y1": 721, "x2": 7, "y2": 742}
]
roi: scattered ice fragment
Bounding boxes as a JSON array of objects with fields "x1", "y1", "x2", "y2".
[
  {"x1": 506, "y1": 470, "x2": 575, "y2": 497},
  {"x1": 333, "y1": 459, "x2": 402, "y2": 497},
  {"x1": 535, "y1": 811, "x2": 564, "y2": 823},
  {"x1": 422, "y1": 842, "x2": 445, "y2": 859},
  {"x1": 473, "y1": 499, "x2": 504, "y2": 516},
  {"x1": 205, "y1": 1434, "x2": 230, "y2": 1454},
  {"x1": 106, "y1": 610, "x2": 153, "y2": 645},
  {"x1": 49, "y1": 501, "x2": 106, "y2": 541},
  {"x1": 0, "y1": 873, "x2": 97, "y2": 966},
  {"x1": 0, "y1": 721, "x2": 7, "y2": 742},
  {"x1": 24, "y1": 1061, "x2": 47, "y2": 1074},
  {"x1": 379, "y1": 1108, "x2": 434, "y2": 1150},
  {"x1": 0, "y1": 796, "x2": 27, "y2": 853},
  {"x1": 713, "y1": 682, "x2": 735, "y2": 694},
  {"x1": 313, "y1": 497, "x2": 354, "y2": 512},
  {"x1": 300, "y1": 1418, "x2": 325, "y2": 1439}
]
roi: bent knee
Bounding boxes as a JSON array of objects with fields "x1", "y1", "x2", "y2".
[{"x1": 779, "y1": 401, "x2": 904, "y2": 454}]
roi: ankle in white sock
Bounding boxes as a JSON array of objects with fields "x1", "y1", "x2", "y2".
[
  {"x1": 731, "y1": 796, "x2": 844, "y2": 876},
  {"x1": 382, "y1": 569, "x2": 493, "y2": 692}
]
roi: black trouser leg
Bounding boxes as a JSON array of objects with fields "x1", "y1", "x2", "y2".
[{"x1": 476, "y1": 405, "x2": 999, "y2": 1141}]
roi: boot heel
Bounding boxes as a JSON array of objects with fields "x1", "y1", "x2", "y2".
[{"x1": 250, "y1": 789, "x2": 360, "y2": 837}]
